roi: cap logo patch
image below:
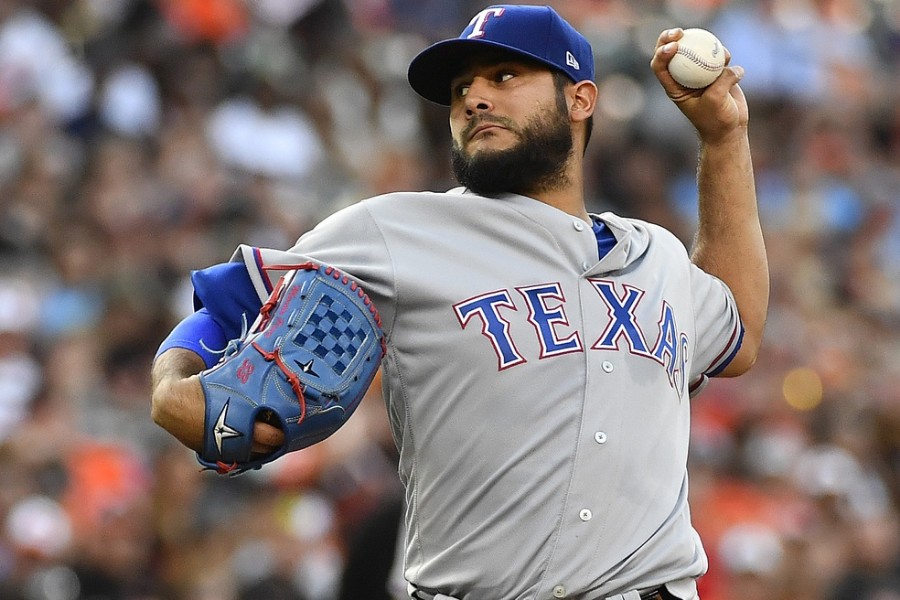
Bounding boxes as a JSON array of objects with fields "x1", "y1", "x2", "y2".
[
  {"x1": 566, "y1": 51, "x2": 580, "y2": 70},
  {"x1": 467, "y1": 7, "x2": 506, "y2": 39}
]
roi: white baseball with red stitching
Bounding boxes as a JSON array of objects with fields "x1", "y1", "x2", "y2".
[{"x1": 668, "y1": 28, "x2": 726, "y2": 89}]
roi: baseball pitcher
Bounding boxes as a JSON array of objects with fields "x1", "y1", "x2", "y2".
[{"x1": 150, "y1": 5, "x2": 768, "y2": 599}]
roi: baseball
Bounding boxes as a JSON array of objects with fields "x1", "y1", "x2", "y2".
[{"x1": 667, "y1": 28, "x2": 726, "y2": 89}]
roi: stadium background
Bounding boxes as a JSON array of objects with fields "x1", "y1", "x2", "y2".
[{"x1": 0, "y1": 0, "x2": 898, "y2": 599}]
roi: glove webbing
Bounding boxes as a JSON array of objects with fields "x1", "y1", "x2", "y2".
[{"x1": 262, "y1": 262, "x2": 386, "y2": 355}]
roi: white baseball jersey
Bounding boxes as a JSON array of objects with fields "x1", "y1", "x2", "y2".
[{"x1": 232, "y1": 188, "x2": 742, "y2": 599}]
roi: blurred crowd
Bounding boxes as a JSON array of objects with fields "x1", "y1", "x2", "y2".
[{"x1": 0, "y1": 0, "x2": 898, "y2": 599}]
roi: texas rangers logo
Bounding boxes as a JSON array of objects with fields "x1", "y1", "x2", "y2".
[
  {"x1": 466, "y1": 7, "x2": 505, "y2": 38},
  {"x1": 213, "y1": 400, "x2": 242, "y2": 454},
  {"x1": 454, "y1": 279, "x2": 690, "y2": 396}
]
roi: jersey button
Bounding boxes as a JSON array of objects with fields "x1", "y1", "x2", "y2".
[
  {"x1": 594, "y1": 431, "x2": 608, "y2": 444},
  {"x1": 601, "y1": 360, "x2": 614, "y2": 373},
  {"x1": 573, "y1": 220, "x2": 585, "y2": 232},
  {"x1": 579, "y1": 508, "x2": 593, "y2": 521},
  {"x1": 553, "y1": 585, "x2": 567, "y2": 598}
]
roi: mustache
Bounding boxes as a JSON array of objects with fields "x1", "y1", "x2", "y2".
[{"x1": 462, "y1": 115, "x2": 517, "y2": 141}]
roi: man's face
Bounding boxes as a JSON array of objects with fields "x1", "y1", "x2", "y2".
[{"x1": 448, "y1": 59, "x2": 574, "y2": 197}]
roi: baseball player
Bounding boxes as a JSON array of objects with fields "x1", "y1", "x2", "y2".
[{"x1": 151, "y1": 5, "x2": 768, "y2": 599}]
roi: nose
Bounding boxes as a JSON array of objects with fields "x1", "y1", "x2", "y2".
[{"x1": 464, "y1": 77, "x2": 493, "y2": 116}]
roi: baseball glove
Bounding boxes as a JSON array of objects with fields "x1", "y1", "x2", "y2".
[{"x1": 196, "y1": 262, "x2": 385, "y2": 475}]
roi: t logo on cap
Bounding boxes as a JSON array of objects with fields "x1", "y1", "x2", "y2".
[{"x1": 467, "y1": 7, "x2": 506, "y2": 39}]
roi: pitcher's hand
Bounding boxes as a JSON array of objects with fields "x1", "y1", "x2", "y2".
[{"x1": 650, "y1": 28, "x2": 749, "y2": 145}]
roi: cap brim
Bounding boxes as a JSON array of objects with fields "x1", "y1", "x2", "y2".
[{"x1": 407, "y1": 38, "x2": 559, "y2": 106}]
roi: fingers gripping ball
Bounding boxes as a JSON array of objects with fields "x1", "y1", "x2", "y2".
[
  {"x1": 668, "y1": 28, "x2": 726, "y2": 89},
  {"x1": 197, "y1": 262, "x2": 386, "y2": 475}
]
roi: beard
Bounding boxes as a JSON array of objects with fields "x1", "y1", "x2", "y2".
[{"x1": 450, "y1": 105, "x2": 574, "y2": 197}]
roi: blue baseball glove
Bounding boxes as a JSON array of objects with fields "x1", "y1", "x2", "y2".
[{"x1": 197, "y1": 262, "x2": 385, "y2": 475}]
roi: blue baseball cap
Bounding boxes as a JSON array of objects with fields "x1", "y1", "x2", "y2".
[{"x1": 408, "y1": 5, "x2": 595, "y2": 106}]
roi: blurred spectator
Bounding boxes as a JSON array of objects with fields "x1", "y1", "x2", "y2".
[{"x1": 0, "y1": 277, "x2": 42, "y2": 443}]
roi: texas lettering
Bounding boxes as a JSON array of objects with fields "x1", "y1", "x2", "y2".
[{"x1": 453, "y1": 279, "x2": 689, "y2": 395}]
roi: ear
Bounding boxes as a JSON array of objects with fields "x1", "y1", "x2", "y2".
[{"x1": 569, "y1": 80, "x2": 598, "y2": 124}]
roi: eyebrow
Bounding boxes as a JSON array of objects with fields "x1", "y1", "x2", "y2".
[{"x1": 450, "y1": 56, "x2": 546, "y2": 86}]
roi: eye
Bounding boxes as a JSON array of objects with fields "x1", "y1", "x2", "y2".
[
  {"x1": 497, "y1": 72, "x2": 515, "y2": 83},
  {"x1": 456, "y1": 84, "x2": 470, "y2": 98}
]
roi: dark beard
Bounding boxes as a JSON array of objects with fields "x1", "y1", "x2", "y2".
[{"x1": 450, "y1": 108, "x2": 573, "y2": 197}]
